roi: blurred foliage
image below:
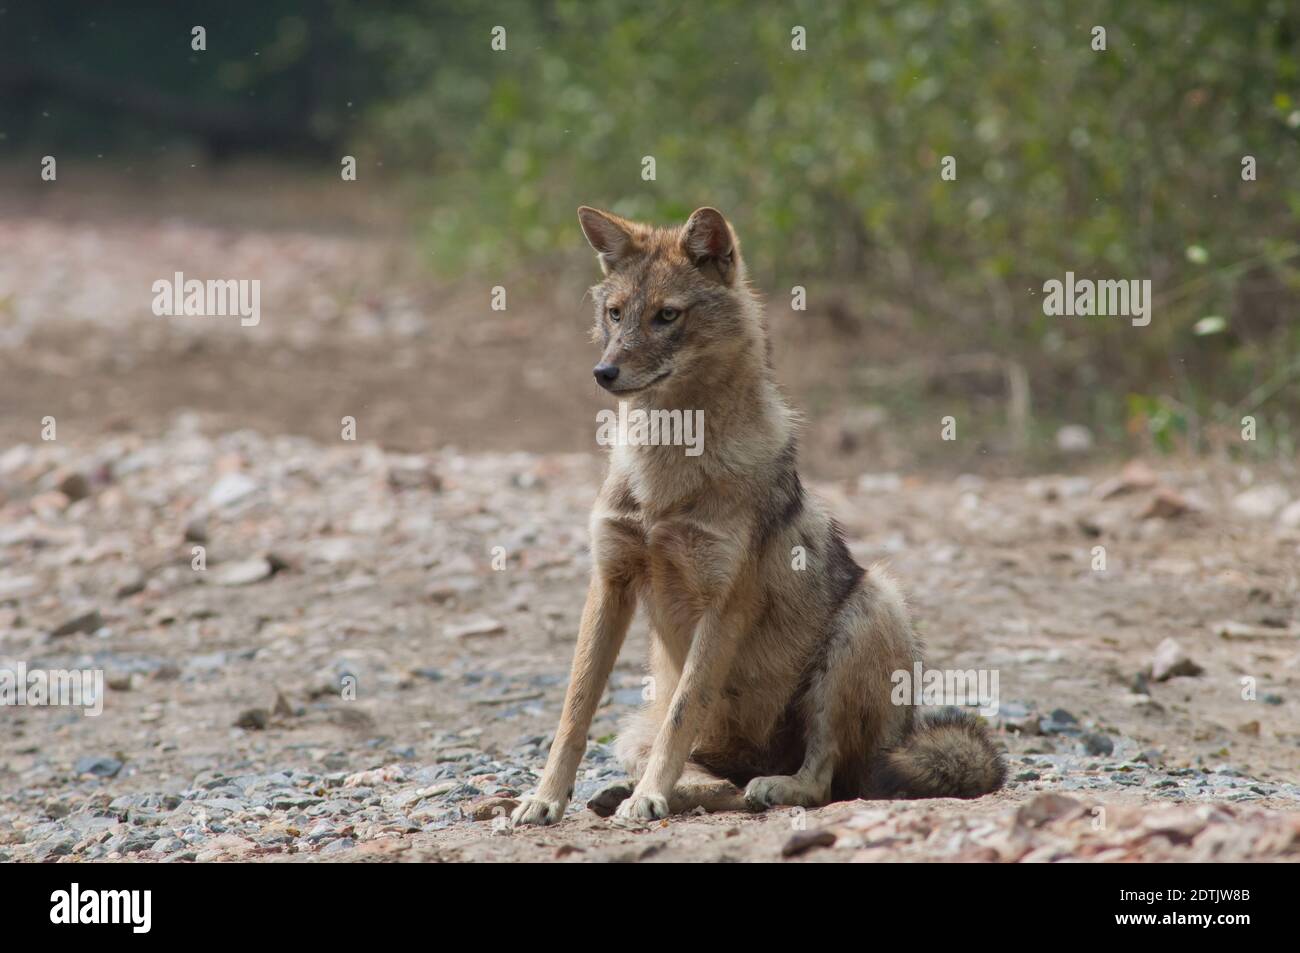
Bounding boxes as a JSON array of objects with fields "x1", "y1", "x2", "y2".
[
  {"x1": 4, "y1": 0, "x2": 1300, "y2": 453},
  {"x1": 0, "y1": 2, "x2": 375, "y2": 156},
  {"x1": 367, "y1": 0, "x2": 1300, "y2": 454}
]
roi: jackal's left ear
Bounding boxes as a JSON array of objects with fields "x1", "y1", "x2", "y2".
[
  {"x1": 681, "y1": 207, "x2": 738, "y2": 285},
  {"x1": 578, "y1": 206, "x2": 637, "y2": 274}
]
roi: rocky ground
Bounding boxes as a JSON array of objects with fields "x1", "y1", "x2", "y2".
[
  {"x1": 2, "y1": 422, "x2": 1299, "y2": 863},
  {"x1": 1, "y1": 176, "x2": 1298, "y2": 862}
]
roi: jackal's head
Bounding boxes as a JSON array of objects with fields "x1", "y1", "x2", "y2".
[{"x1": 578, "y1": 206, "x2": 758, "y2": 396}]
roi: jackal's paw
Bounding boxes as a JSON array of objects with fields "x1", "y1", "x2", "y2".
[
  {"x1": 511, "y1": 795, "x2": 566, "y2": 827},
  {"x1": 744, "y1": 775, "x2": 825, "y2": 811},
  {"x1": 614, "y1": 790, "x2": 669, "y2": 822},
  {"x1": 586, "y1": 780, "x2": 635, "y2": 818}
]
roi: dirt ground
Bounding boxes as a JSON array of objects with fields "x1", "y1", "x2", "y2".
[{"x1": 1, "y1": 170, "x2": 1298, "y2": 862}]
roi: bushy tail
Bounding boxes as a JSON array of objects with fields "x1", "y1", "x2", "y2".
[{"x1": 871, "y1": 708, "x2": 1006, "y2": 799}]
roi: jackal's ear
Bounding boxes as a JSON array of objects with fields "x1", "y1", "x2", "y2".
[
  {"x1": 578, "y1": 206, "x2": 636, "y2": 274},
  {"x1": 681, "y1": 207, "x2": 738, "y2": 285}
]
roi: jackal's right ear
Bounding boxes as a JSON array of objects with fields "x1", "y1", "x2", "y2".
[
  {"x1": 681, "y1": 207, "x2": 738, "y2": 285},
  {"x1": 578, "y1": 206, "x2": 636, "y2": 274}
]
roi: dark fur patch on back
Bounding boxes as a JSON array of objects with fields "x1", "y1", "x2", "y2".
[
  {"x1": 754, "y1": 437, "x2": 804, "y2": 549},
  {"x1": 784, "y1": 521, "x2": 867, "y2": 768},
  {"x1": 869, "y1": 707, "x2": 1006, "y2": 799},
  {"x1": 824, "y1": 520, "x2": 864, "y2": 616}
]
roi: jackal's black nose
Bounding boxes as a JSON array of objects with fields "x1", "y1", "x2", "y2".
[{"x1": 593, "y1": 363, "x2": 620, "y2": 387}]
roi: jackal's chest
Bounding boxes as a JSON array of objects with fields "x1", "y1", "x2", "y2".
[{"x1": 595, "y1": 506, "x2": 733, "y2": 595}]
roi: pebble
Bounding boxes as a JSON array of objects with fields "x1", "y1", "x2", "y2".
[
  {"x1": 6, "y1": 423, "x2": 1299, "y2": 864},
  {"x1": 57, "y1": 471, "x2": 91, "y2": 502},
  {"x1": 1055, "y1": 425, "x2": 1094, "y2": 454},
  {"x1": 1139, "y1": 488, "x2": 1193, "y2": 520},
  {"x1": 1151, "y1": 637, "x2": 1203, "y2": 681},
  {"x1": 208, "y1": 473, "x2": 259, "y2": 508},
  {"x1": 209, "y1": 557, "x2": 276, "y2": 587},
  {"x1": 234, "y1": 709, "x2": 270, "y2": 730},
  {"x1": 50, "y1": 609, "x2": 104, "y2": 638},
  {"x1": 32, "y1": 837, "x2": 76, "y2": 860},
  {"x1": 1081, "y1": 733, "x2": 1114, "y2": 756},
  {"x1": 1232, "y1": 485, "x2": 1290, "y2": 520},
  {"x1": 0, "y1": 575, "x2": 39, "y2": 600},
  {"x1": 1040, "y1": 709, "x2": 1079, "y2": 735},
  {"x1": 74, "y1": 755, "x2": 124, "y2": 778},
  {"x1": 445, "y1": 617, "x2": 506, "y2": 639},
  {"x1": 468, "y1": 796, "x2": 519, "y2": 821},
  {"x1": 23, "y1": 719, "x2": 1286, "y2": 863},
  {"x1": 782, "y1": 828, "x2": 837, "y2": 858}
]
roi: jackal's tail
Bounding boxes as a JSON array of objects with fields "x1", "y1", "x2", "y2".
[{"x1": 870, "y1": 708, "x2": 1006, "y2": 799}]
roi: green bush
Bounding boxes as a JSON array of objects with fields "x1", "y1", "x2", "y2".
[{"x1": 364, "y1": 0, "x2": 1300, "y2": 448}]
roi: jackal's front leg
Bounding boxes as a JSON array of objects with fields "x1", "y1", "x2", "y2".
[
  {"x1": 512, "y1": 577, "x2": 635, "y2": 826},
  {"x1": 615, "y1": 605, "x2": 741, "y2": 821}
]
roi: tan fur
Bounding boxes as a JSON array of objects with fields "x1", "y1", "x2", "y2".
[{"x1": 512, "y1": 207, "x2": 1004, "y2": 827}]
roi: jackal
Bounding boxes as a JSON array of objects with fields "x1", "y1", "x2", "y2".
[{"x1": 512, "y1": 206, "x2": 1005, "y2": 825}]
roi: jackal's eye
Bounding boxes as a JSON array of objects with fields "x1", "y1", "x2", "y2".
[
  {"x1": 655, "y1": 307, "x2": 680, "y2": 323},
  {"x1": 607, "y1": 306, "x2": 621, "y2": 322}
]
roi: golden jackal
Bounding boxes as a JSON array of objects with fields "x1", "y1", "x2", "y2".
[{"x1": 512, "y1": 206, "x2": 1005, "y2": 825}]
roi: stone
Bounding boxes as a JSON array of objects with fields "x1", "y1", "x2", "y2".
[
  {"x1": 234, "y1": 709, "x2": 270, "y2": 730},
  {"x1": 1139, "y1": 488, "x2": 1193, "y2": 520},
  {"x1": 57, "y1": 471, "x2": 91, "y2": 502},
  {"x1": 1096, "y1": 460, "x2": 1157, "y2": 499},
  {"x1": 1055, "y1": 425, "x2": 1094, "y2": 454},
  {"x1": 1232, "y1": 485, "x2": 1290, "y2": 520},
  {"x1": 1279, "y1": 500, "x2": 1300, "y2": 528},
  {"x1": 0, "y1": 576, "x2": 39, "y2": 600},
  {"x1": 1040, "y1": 709, "x2": 1079, "y2": 735},
  {"x1": 781, "y1": 828, "x2": 837, "y2": 858},
  {"x1": 74, "y1": 755, "x2": 124, "y2": 778},
  {"x1": 445, "y1": 617, "x2": 506, "y2": 639},
  {"x1": 209, "y1": 558, "x2": 275, "y2": 586},
  {"x1": 1151, "y1": 638, "x2": 1203, "y2": 681},
  {"x1": 115, "y1": 574, "x2": 147, "y2": 598},
  {"x1": 50, "y1": 609, "x2": 104, "y2": 638},
  {"x1": 1081, "y1": 733, "x2": 1114, "y2": 756},
  {"x1": 468, "y1": 796, "x2": 520, "y2": 822},
  {"x1": 1014, "y1": 793, "x2": 1085, "y2": 829},
  {"x1": 207, "y1": 473, "x2": 258, "y2": 509}
]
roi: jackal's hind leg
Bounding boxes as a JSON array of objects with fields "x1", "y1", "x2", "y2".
[
  {"x1": 670, "y1": 766, "x2": 749, "y2": 814},
  {"x1": 743, "y1": 768, "x2": 832, "y2": 810},
  {"x1": 744, "y1": 678, "x2": 836, "y2": 810},
  {"x1": 588, "y1": 765, "x2": 748, "y2": 817}
]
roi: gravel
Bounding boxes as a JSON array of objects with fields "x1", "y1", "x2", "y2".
[{"x1": 3, "y1": 424, "x2": 1298, "y2": 862}]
